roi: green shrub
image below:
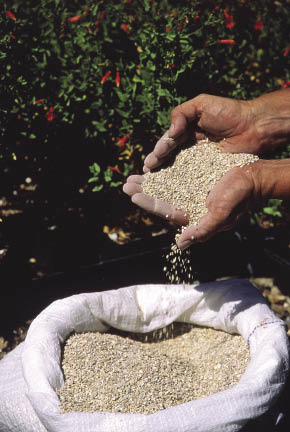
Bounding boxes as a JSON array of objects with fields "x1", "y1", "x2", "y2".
[{"x1": 1, "y1": 0, "x2": 290, "y2": 196}]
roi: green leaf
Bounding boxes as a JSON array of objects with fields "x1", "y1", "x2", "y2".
[
  {"x1": 92, "y1": 121, "x2": 107, "y2": 132},
  {"x1": 92, "y1": 185, "x2": 103, "y2": 192}
]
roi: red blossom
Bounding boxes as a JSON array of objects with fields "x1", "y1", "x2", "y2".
[
  {"x1": 46, "y1": 107, "x2": 55, "y2": 122},
  {"x1": 5, "y1": 10, "x2": 16, "y2": 20},
  {"x1": 95, "y1": 20, "x2": 99, "y2": 27},
  {"x1": 178, "y1": 20, "x2": 183, "y2": 31},
  {"x1": 166, "y1": 26, "x2": 170, "y2": 33},
  {"x1": 11, "y1": 34, "x2": 16, "y2": 40},
  {"x1": 115, "y1": 72, "x2": 120, "y2": 88},
  {"x1": 254, "y1": 19, "x2": 263, "y2": 30},
  {"x1": 34, "y1": 99, "x2": 44, "y2": 105},
  {"x1": 204, "y1": 41, "x2": 209, "y2": 47},
  {"x1": 281, "y1": 81, "x2": 290, "y2": 88},
  {"x1": 99, "y1": 11, "x2": 106, "y2": 19},
  {"x1": 194, "y1": 12, "x2": 199, "y2": 20},
  {"x1": 108, "y1": 166, "x2": 122, "y2": 174},
  {"x1": 101, "y1": 71, "x2": 111, "y2": 84},
  {"x1": 224, "y1": 10, "x2": 235, "y2": 29},
  {"x1": 70, "y1": 16, "x2": 81, "y2": 23},
  {"x1": 117, "y1": 133, "x2": 130, "y2": 147},
  {"x1": 218, "y1": 39, "x2": 236, "y2": 45},
  {"x1": 121, "y1": 23, "x2": 130, "y2": 34},
  {"x1": 284, "y1": 47, "x2": 290, "y2": 56}
]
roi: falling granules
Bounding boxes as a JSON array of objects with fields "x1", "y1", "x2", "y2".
[
  {"x1": 163, "y1": 238, "x2": 194, "y2": 284},
  {"x1": 57, "y1": 323, "x2": 250, "y2": 414},
  {"x1": 142, "y1": 139, "x2": 259, "y2": 283}
]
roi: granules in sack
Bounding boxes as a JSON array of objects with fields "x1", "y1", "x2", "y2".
[{"x1": 57, "y1": 323, "x2": 250, "y2": 414}]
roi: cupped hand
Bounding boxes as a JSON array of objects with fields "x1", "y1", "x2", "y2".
[
  {"x1": 143, "y1": 93, "x2": 260, "y2": 173},
  {"x1": 123, "y1": 174, "x2": 189, "y2": 226},
  {"x1": 123, "y1": 163, "x2": 258, "y2": 250}
]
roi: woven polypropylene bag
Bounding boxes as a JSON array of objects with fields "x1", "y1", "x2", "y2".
[{"x1": 0, "y1": 279, "x2": 289, "y2": 432}]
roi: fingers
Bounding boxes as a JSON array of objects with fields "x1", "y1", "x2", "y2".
[
  {"x1": 126, "y1": 175, "x2": 144, "y2": 184},
  {"x1": 169, "y1": 98, "x2": 201, "y2": 139},
  {"x1": 143, "y1": 96, "x2": 207, "y2": 173},
  {"x1": 123, "y1": 177, "x2": 188, "y2": 226},
  {"x1": 177, "y1": 210, "x2": 229, "y2": 250},
  {"x1": 143, "y1": 128, "x2": 196, "y2": 173},
  {"x1": 131, "y1": 193, "x2": 188, "y2": 225},
  {"x1": 123, "y1": 175, "x2": 144, "y2": 195},
  {"x1": 143, "y1": 132, "x2": 179, "y2": 173}
]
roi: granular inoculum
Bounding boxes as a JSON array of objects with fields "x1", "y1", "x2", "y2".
[
  {"x1": 142, "y1": 139, "x2": 259, "y2": 227},
  {"x1": 57, "y1": 323, "x2": 250, "y2": 414},
  {"x1": 142, "y1": 139, "x2": 259, "y2": 284}
]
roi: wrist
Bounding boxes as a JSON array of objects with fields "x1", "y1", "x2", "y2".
[
  {"x1": 247, "y1": 89, "x2": 290, "y2": 152},
  {"x1": 242, "y1": 158, "x2": 290, "y2": 200}
]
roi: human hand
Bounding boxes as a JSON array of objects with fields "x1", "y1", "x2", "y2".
[
  {"x1": 143, "y1": 90, "x2": 290, "y2": 173},
  {"x1": 123, "y1": 163, "x2": 258, "y2": 250}
]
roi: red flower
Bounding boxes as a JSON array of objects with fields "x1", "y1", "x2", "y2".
[
  {"x1": 224, "y1": 10, "x2": 235, "y2": 29},
  {"x1": 70, "y1": 16, "x2": 81, "y2": 23},
  {"x1": 284, "y1": 47, "x2": 290, "y2": 56},
  {"x1": 218, "y1": 39, "x2": 236, "y2": 45},
  {"x1": 108, "y1": 166, "x2": 122, "y2": 174},
  {"x1": 101, "y1": 71, "x2": 111, "y2": 84},
  {"x1": 204, "y1": 41, "x2": 209, "y2": 47},
  {"x1": 121, "y1": 23, "x2": 130, "y2": 34},
  {"x1": 11, "y1": 34, "x2": 16, "y2": 40},
  {"x1": 281, "y1": 81, "x2": 290, "y2": 88},
  {"x1": 254, "y1": 19, "x2": 263, "y2": 30},
  {"x1": 34, "y1": 99, "x2": 44, "y2": 105},
  {"x1": 46, "y1": 107, "x2": 55, "y2": 122},
  {"x1": 166, "y1": 26, "x2": 170, "y2": 33},
  {"x1": 115, "y1": 72, "x2": 120, "y2": 88},
  {"x1": 194, "y1": 12, "x2": 199, "y2": 20},
  {"x1": 178, "y1": 20, "x2": 183, "y2": 31},
  {"x1": 117, "y1": 133, "x2": 130, "y2": 147},
  {"x1": 95, "y1": 20, "x2": 99, "y2": 27},
  {"x1": 5, "y1": 10, "x2": 16, "y2": 20},
  {"x1": 99, "y1": 11, "x2": 106, "y2": 19}
]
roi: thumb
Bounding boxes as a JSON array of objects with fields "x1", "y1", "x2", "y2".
[
  {"x1": 169, "y1": 100, "x2": 199, "y2": 139},
  {"x1": 177, "y1": 210, "x2": 227, "y2": 250}
]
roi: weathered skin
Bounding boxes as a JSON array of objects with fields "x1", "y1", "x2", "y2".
[{"x1": 123, "y1": 89, "x2": 290, "y2": 250}]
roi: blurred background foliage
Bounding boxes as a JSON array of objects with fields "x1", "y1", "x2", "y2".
[
  {"x1": 1, "y1": 0, "x2": 290, "y2": 194},
  {"x1": 0, "y1": 0, "x2": 290, "y2": 272}
]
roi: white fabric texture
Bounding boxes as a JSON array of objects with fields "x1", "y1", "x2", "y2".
[{"x1": 0, "y1": 279, "x2": 289, "y2": 432}]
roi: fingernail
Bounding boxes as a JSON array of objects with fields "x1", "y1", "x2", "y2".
[
  {"x1": 178, "y1": 239, "x2": 192, "y2": 250},
  {"x1": 168, "y1": 123, "x2": 175, "y2": 137}
]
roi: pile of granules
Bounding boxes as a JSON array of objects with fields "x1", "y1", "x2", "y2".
[
  {"x1": 57, "y1": 323, "x2": 250, "y2": 414},
  {"x1": 142, "y1": 139, "x2": 259, "y2": 283},
  {"x1": 142, "y1": 139, "x2": 259, "y2": 226}
]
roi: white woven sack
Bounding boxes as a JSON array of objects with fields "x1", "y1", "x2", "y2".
[{"x1": 0, "y1": 279, "x2": 289, "y2": 432}]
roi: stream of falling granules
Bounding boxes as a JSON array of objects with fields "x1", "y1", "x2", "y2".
[
  {"x1": 57, "y1": 323, "x2": 250, "y2": 414},
  {"x1": 142, "y1": 139, "x2": 259, "y2": 284}
]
